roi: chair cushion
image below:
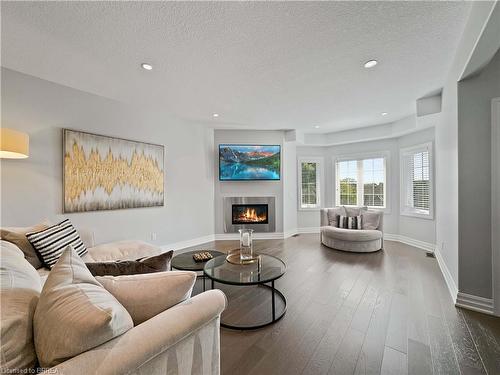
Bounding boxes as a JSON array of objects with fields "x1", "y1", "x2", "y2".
[
  {"x1": 85, "y1": 250, "x2": 173, "y2": 277},
  {"x1": 1, "y1": 221, "x2": 50, "y2": 269},
  {"x1": 34, "y1": 246, "x2": 133, "y2": 368},
  {"x1": 0, "y1": 240, "x2": 42, "y2": 372},
  {"x1": 97, "y1": 270, "x2": 196, "y2": 325},
  {"x1": 321, "y1": 226, "x2": 382, "y2": 242}
]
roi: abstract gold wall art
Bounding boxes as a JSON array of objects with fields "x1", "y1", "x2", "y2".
[{"x1": 63, "y1": 129, "x2": 164, "y2": 213}]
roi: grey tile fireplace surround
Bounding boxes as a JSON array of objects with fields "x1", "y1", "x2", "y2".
[{"x1": 223, "y1": 196, "x2": 276, "y2": 233}]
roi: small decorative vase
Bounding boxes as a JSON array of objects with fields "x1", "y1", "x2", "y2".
[{"x1": 239, "y1": 229, "x2": 254, "y2": 261}]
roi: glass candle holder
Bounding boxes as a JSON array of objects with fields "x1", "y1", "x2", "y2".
[{"x1": 239, "y1": 228, "x2": 254, "y2": 261}]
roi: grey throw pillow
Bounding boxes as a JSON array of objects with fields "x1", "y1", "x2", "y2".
[
  {"x1": 327, "y1": 207, "x2": 346, "y2": 226},
  {"x1": 86, "y1": 250, "x2": 173, "y2": 277},
  {"x1": 344, "y1": 206, "x2": 368, "y2": 217},
  {"x1": 361, "y1": 211, "x2": 381, "y2": 230}
]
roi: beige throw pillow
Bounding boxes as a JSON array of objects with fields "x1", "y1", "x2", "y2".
[
  {"x1": 97, "y1": 270, "x2": 196, "y2": 325},
  {"x1": 0, "y1": 241, "x2": 42, "y2": 371},
  {"x1": 34, "y1": 246, "x2": 133, "y2": 368},
  {"x1": 327, "y1": 207, "x2": 346, "y2": 227},
  {"x1": 344, "y1": 206, "x2": 368, "y2": 217},
  {"x1": 1, "y1": 221, "x2": 50, "y2": 269},
  {"x1": 361, "y1": 211, "x2": 381, "y2": 230}
]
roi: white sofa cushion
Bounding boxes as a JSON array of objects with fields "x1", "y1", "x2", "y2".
[
  {"x1": 97, "y1": 270, "x2": 196, "y2": 325},
  {"x1": 0, "y1": 240, "x2": 42, "y2": 371},
  {"x1": 34, "y1": 246, "x2": 133, "y2": 368},
  {"x1": 87, "y1": 240, "x2": 162, "y2": 262}
]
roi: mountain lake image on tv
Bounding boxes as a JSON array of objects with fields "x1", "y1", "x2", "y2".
[{"x1": 219, "y1": 144, "x2": 281, "y2": 181}]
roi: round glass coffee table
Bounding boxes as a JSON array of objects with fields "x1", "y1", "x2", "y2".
[
  {"x1": 171, "y1": 250, "x2": 225, "y2": 291},
  {"x1": 204, "y1": 254, "x2": 286, "y2": 330}
]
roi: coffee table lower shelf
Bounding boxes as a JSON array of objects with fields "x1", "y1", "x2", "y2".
[{"x1": 209, "y1": 280, "x2": 287, "y2": 330}]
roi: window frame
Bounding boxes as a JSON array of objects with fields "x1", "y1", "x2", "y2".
[
  {"x1": 400, "y1": 142, "x2": 434, "y2": 219},
  {"x1": 333, "y1": 151, "x2": 390, "y2": 212},
  {"x1": 297, "y1": 157, "x2": 324, "y2": 210}
]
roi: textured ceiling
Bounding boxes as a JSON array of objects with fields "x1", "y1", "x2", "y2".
[{"x1": 1, "y1": 1, "x2": 472, "y2": 133}]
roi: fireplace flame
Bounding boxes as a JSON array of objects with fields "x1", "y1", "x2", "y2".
[{"x1": 235, "y1": 207, "x2": 267, "y2": 223}]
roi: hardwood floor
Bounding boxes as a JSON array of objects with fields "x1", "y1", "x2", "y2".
[{"x1": 185, "y1": 234, "x2": 500, "y2": 375}]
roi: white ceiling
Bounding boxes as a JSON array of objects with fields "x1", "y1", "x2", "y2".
[{"x1": 1, "y1": 1, "x2": 472, "y2": 133}]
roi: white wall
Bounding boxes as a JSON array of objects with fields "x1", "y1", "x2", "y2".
[
  {"x1": 297, "y1": 128, "x2": 436, "y2": 244},
  {"x1": 282, "y1": 140, "x2": 298, "y2": 235},
  {"x1": 1, "y1": 68, "x2": 215, "y2": 247},
  {"x1": 436, "y1": 1, "x2": 499, "y2": 292},
  {"x1": 213, "y1": 129, "x2": 284, "y2": 234},
  {"x1": 457, "y1": 49, "x2": 500, "y2": 298}
]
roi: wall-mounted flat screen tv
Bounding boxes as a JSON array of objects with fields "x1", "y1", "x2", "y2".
[{"x1": 219, "y1": 144, "x2": 281, "y2": 181}]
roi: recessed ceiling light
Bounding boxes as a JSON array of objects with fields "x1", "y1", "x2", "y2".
[
  {"x1": 313, "y1": 125, "x2": 320, "y2": 129},
  {"x1": 364, "y1": 60, "x2": 378, "y2": 68},
  {"x1": 141, "y1": 63, "x2": 153, "y2": 70},
  {"x1": 212, "y1": 113, "x2": 219, "y2": 118},
  {"x1": 381, "y1": 112, "x2": 388, "y2": 116}
]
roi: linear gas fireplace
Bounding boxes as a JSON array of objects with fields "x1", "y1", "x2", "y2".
[
  {"x1": 224, "y1": 197, "x2": 275, "y2": 233},
  {"x1": 232, "y1": 204, "x2": 269, "y2": 225}
]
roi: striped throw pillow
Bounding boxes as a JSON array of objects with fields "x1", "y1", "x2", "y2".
[
  {"x1": 26, "y1": 219, "x2": 88, "y2": 268},
  {"x1": 337, "y1": 215, "x2": 362, "y2": 230}
]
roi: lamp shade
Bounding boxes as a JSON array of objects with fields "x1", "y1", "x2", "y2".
[{"x1": 0, "y1": 128, "x2": 29, "y2": 159}]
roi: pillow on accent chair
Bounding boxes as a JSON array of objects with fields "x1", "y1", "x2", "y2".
[
  {"x1": 1, "y1": 221, "x2": 50, "y2": 269},
  {"x1": 85, "y1": 250, "x2": 173, "y2": 276},
  {"x1": 337, "y1": 215, "x2": 362, "y2": 229},
  {"x1": 343, "y1": 206, "x2": 368, "y2": 217},
  {"x1": 361, "y1": 211, "x2": 381, "y2": 230},
  {"x1": 26, "y1": 219, "x2": 87, "y2": 268},
  {"x1": 97, "y1": 270, "x2": 196, "y2": 325},
  {"x1": 327, "y1": 207, "x2": 346, "y2": 227},
  {"x1": 33, "y1": 246, "x2": 133, "y2": 368}
]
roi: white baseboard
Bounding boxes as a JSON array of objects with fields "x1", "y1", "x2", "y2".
[
  {"x1": 456, "y1": 292, "x2": 494, "y2": 315},
  {"x1": 434, "y1": 245, "x2": 459, "y2": 304},
  {"x1": 283, "y1": 228, "x2": 299, "y2": 238},
  {"x1": 384, "y1": 234, "x2": 436, "y2": 253},
  {"x1": 297, "y1": 227, "x2": 320, "y2": 234}
]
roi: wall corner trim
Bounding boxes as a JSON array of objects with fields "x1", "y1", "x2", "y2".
[
  {"x1": 456, "y1": 292, "x2": 494, "y2": 315},
  {"x1": 434, "y1": 245, "x2": 459, "y2": 304}
]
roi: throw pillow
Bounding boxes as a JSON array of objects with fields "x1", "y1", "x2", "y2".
[
  {"x1": 361, "y1": 211, "x2": 381, "y2": 230},
  {"x1": 26, "y1": 219, "x2": 88, "y2": 268},
  {"x1": 97, "y1": 270, "x2": 196, "y2": 325},
  {"x1": 343, "y1": 206, "x2": 368, "y2": 217},
  {"x1": 327, "y1": 207, "x2": 346, "y2": 227},
  {"x1": 33, "y1": 246, "x2": 133, "y2": 368},
  {"x1": 1, "y1": 221, "x2": 50, "y2": 269},
  {"x1": 337, "y1": 215, "x2": 362, "y2": 229},
  {"x1": 85, "y1": 250, "x2": 173, "y2": 277},
  {"x1": 0, "y1": 240, "x2": 42, "y2": 371}
]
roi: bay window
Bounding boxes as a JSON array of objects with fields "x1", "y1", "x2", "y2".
[{"x1": 335, "y1": 154, "x2": 387, "y2": 208}]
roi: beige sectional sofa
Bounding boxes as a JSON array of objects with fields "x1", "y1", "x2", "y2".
[
  {"x1": 1, "y1": 228, "x2": 226, "y2": 375},
  {"x1": 320, "y1": 207, "x2": 384, "y2": 252}
]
